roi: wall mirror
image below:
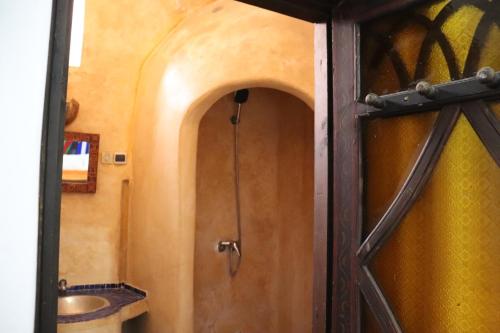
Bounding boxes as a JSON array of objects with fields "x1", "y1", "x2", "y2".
[{"x1": 62, "y1": 132, "x2": 99, "y2": 193}]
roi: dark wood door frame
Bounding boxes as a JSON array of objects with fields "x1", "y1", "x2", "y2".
[
  {"x1": 36, "y1": 0, "x2": 73, "y2": 332},
  {"x1": 313, "y1": 21, "x2": 333, "y2": 333}
]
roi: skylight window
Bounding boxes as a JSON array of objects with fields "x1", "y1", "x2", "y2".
[{"x1": 68, "y1": 0, "x2": 85, "y2": 67}]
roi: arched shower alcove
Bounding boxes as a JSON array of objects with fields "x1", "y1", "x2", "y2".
[
  {"x1": 193, "y1": 87, "x2": 314, "y2": 333},
  {"x1": 177, "y1": 81, "x2": 314, "y2": 333}
]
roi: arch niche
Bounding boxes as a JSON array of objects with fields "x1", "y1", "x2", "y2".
[{"x1": 128, "y1": 1, "x2": 314, "y2": 332}]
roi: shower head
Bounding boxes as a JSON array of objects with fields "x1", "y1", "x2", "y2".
[{"x1": 234, "y1": 89, "x2": 249, "y2": 104}]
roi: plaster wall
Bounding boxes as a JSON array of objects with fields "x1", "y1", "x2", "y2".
[
  {"x1": 0, "y1": 1, "x2": 52, "y2": 331},
  {"x1": 275, "y1": 92, "x2": 314, "y2": 333},
  {"x1": 194, "y1": 89, "x2": 313, "y2": 333},
  {"x1": 127, "y1": 1, "x2": 314, "y2": 332},
  {"x1": 59, "y1": 0, "x2": 213, "y2": 284}
]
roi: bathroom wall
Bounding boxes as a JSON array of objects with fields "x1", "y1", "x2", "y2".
[
  {"x1": 127, "y1": 1, "x2": 314, "y2": 332},
  {"x1": 0, "y1": 1, "x2": 52, "y2": 331},
  {"x1": 275, "y1": 91, "x2": 314, "y2": 333},
  {"x1": 194, "y1": 89, "x2": 313, "y2": 333},
  {"x1": 59, "y1": 0, "x2": 213, "y2": 284}
]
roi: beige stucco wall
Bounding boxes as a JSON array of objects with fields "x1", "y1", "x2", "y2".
[
  {"x1": 275, "y1": 91, "x2": 314, "y2": 333},
  {"x1": 59, "y1": 0, "x2": 213, "y2": 284},
  {"x1": 58, "y1": 0, "x2": 314, "y2": 331},
  {"x1": 127, "y1": 1, "x2": 314, "y2": 332},
  {"x1": 194, "y1": 89, "x2": 313, "y2": 333}
]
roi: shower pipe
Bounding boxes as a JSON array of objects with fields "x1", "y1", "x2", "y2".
[{"x1": 217, "y1": 89, "x2": 249, "y2": 277}]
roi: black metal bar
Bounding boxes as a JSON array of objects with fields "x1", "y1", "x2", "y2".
[
  {"x1": 357, "y1": 105, "x2": 461, "y2": 264},
  {"x1": 35, "y1": 0, "x2": 73, "y2": 332},
  {"x1": 358, "y1": 73, "x2": 500, "y2": 118},
  {"x1": 462, "y1": 100, "x2": 500, "y2": 166},
  {"x1": 358, "y1": 266, "x2": 403, "y2": 333}
]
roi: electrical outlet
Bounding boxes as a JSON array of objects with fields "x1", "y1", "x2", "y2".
[{"x1": 101, "y1": 152, "x2": 113, "y2": 164}]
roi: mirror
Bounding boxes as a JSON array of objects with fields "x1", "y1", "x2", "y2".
[
  {"x1": 63, "y1": 139, "x2": 90, "y2": 181},
  {"x1": 62, "y1": 132, "x2": 99, "y2": 193}
]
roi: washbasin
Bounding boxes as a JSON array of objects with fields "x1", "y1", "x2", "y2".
[{"x1": 58, "y1": 295, "x2": 110, "y2": 315}]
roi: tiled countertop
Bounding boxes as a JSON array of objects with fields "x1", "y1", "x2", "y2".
[{"x1": 57, "y1": 283, "x2": 147, "y2": 324}]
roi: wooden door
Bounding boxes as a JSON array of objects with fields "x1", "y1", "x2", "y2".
[{"x1": 331, "y1": 1, "x2": 500, "y2": 332}]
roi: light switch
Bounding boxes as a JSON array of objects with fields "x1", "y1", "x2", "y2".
[{"x1": 102, "y1": 152, "x2": 113, "y2": 164}]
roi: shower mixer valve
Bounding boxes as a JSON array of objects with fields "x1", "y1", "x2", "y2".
[{"x1": 218, "y1": 240, "x2": 241, "y2": 257}]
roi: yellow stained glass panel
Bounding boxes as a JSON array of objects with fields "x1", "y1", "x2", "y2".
[
  {"x1": 363, "y1": 112, "x2": 437, "y2": 237},
  {"x1": 369, "y1": 115, "x2": 500, "y2": 333},
  {"x1": 362, "y1": 0, "x2": 500, "y2": 332}
]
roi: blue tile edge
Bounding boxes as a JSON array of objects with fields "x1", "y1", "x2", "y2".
[{"x1": 66, "y1": 282, "x2": 147, "y2": 296}]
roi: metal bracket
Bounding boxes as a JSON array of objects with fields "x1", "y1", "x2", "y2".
[{"x1": 360, "y1": 68, "x2": 500, "y2": 118}]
